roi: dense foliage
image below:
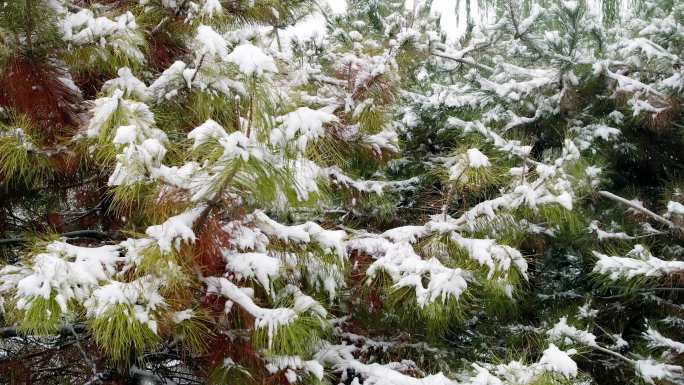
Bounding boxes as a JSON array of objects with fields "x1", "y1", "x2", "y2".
[{"x1": 0, "y1": 1, "x2": 683, "y2": 384}]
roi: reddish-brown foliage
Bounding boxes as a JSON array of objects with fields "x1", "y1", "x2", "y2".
[
  {"x1": 195, "y1": 216, "x2": 232, "y2": 276},
  {"x1": 72, "y1": 69, "x2": 113, "y2": 100},
  {"x1": 350, "y1": 250, "x2": 384, "y2": 312},
  {"x1": 148, "y1": 31, "x2": 186, "y2": 72},
  {"x1": 0, "y1": 57, "x2": 80, "y2": 138}
]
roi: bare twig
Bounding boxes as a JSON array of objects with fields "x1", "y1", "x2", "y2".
[
  {"x1": 431, "y1": 51, "x2": 494, "y2": 73},
  {"x1": 598, "y1": 190, "x2": 683, "y2": 233},
  {"x1": 67, "y1": 324, "x2": 101, "y2": 384},
  {"x1": 0, "y1": 323, "x2": 87, "y2": 339},
  {"x1": 0, "y1": 230, "x2": 122, "y2": 247},
  {"x1": 189, "y1": 53, "x2": 207, "y2": 85}
]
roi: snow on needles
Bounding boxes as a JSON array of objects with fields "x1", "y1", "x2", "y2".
[
  {"x1": 592, "y1": 244, "x2": 684, "y2": 280},
  {"x1": 196, "y1": 25, "x2": 229, "y2": 60},
  {"x1": 227, "y1": 43, "x2": 278, "y2": 76},
  {"x1": 6, "y1": 242, "x2": 122, "y2": 312},
  {"x1": 271, "y1": 106, "x2": 338, "y2": 151},
  {"x1": 146, "y1": 207, "x2": 206, "y2": 253}
]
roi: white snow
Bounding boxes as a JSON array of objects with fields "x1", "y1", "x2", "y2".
[
  {"x1": 547, "y1": 316, "x2": 598, "y2": 347},
  {"x1": 200, "y1": 0, "x2": 223, "y2": 17},
  {"x1": 364, "y1": 241, "x2": 471, "y2": 307},
  {"x1": 635, "y1": 359, "x2": 683, "y2": 384},
  {"x1": 148, "y1": 61, "x2": 189, "y2": 101},
  {"x1": 364, "y1": 128, "x2": 400, "y2": 154},
  {"x1": 10, "y1": 242, "x2": 122, "y2": 313},
  {"x1": 250, "y1": 211, "x2": 347, "y2": 257},
  {"x1": 643, "y1": 327, "x2": 684, "y2": 354},
  {"x1": 539, "y1": 344, "x2": 578, "y2": 378},
  {"x1": 112, "y1": 125, "x2": 139, "y2": 145},
  {"x1": 84, "y1": 277, "x2": 165, "y2": 333},
  {"x1": 271, "y1": 106, "x2": 338, "y2": 151},
  {"x1": 451, "y1": 235, "x2": 528, "y2": 280},
  {"x1": 146, "y1": 207, "x2": 206, "y2": 253},
  {"x1": 226, "y1": 43, "x2": 278, "y2": 75},
  {"x1": 102, "y1": 67, "x2": 149, "y2": 100},
  {"x1": 225, "y1": 252, "x2": 281, "y2": 293},
  {"x1": 588, "y1": 220, "x2": 634, "y2": 241},
  {"x1": 205, "y1": 277, "x2": 297, "y2": 348},
  {"x1": 196, "y1": 25, "x2": 229, "y2": 59},
  {"x1": 171, "y1": 309, "x2": 194, "y2": 324},
  {"x1": 593, "y1": 245, "x2": 684, "y2": 280},
  {"x1": 466, "y1": 148, "x2": 491, "y2": 168},
  {"x1": 61, "y1": 10, "x2": 144, "y2": 63},
  {"x1": 188, "y1": 119, "x2": 229, "y2": 149},
  {"x1": 666, "y1": 201, "x2": 684, "y2": 217}
]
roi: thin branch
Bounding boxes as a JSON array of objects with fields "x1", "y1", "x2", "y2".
[
  {"x1": 0, "y1": 230, "x2": 122, "y2": 247},
  {"x1": 598, "y1": 190, "x2": 684, "y2": 233},
  {"x1": 311, "y1": 0, "x2": 332, "y2": 26},
  {"x1": 189, "y1": 54, "x2": 207, "y2": 85},
  {"x1": 431, "y1": 51, "x2": 494, "y2": 73},
  {"x1": 150, "y1": 16, "x2": 171, "y2": 36},
  {"x1": 193, "y1": 164, "x2": 241, "y2": 232},
  {"x1": 67, "y1": 324, "x2": 100, "y2": 384},
  {"x1": 0, "y1": 323, "x2": 87, "y2": 339}
]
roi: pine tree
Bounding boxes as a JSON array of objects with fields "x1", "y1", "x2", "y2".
[{"x1": 0, "y1": 1, "x2": 682, "y2": 385}]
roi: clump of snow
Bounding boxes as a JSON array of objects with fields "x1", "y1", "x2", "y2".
[
  {"x1": 466, "y1": 148, "x2": 491, "y2": 168},
  {"x1": 200, "y1": 0, "x2": 223, "y2": 17},
  {"x1": 171, "y1": 309, "x2": 194, "y2": 324},
  {"x1": 188, "y1": 119, "x2": 229, "y2": 149},
  {"x1": 381, "y1": 226, "x2": 429, "y2": 244},
  {"x1": 7, "y1": 242, "x2": 123, "y2": 313},
  {"x1": 547, "y1": 316, "x2": 598, "y2": 347},
  {"x1": 593, "y1": 245, "x2": 684, "y2": 280},
  {"x1": 666, "y1": 201, "x2": 684, "y2": 217},
  {"x1": 635, "y1": 359, "x2": 683, "y2": 384},
  {"x1": 250, "y1": 211, "x2": 347, "y2": 257},
  {"x1": 102, "y1": 67, "x2": 149, "y2": 100},
  {"x1": 84, "y1": 277, "x2": 165, "y2": 333},
  {"x1": 539, "y1": 344, "x2": 578, "y2": 378},
  {"x1": 226, "y1": 43, "x2": 278, "y2": 75},
  {"x1": 588, "y1": 220, "x2": 634, "y2": 241},
  {"x1": 364, "y1": 241, "x2": 471, "y2": 307},
  {"x1": 271, "y1": 106, "x2": 338, "y2": 151},
  {"x1": 148, "y1": 61, "x2": 189, "y2": 101},
  {"x1": 61, "y1": 10, "x2": 144, "y2": 63},
  {"x1": 315, "y1": 342, "x2": 458, "y2": 385},
  {"x1": 643, "y1": 327, "x2": 684, "y2": 354},
  {"x1": 577, "y1": 302, "x2": 598, "y2": 320},
  {"x1": 364, "y1": 128, "x2": 400, "y2": 155},
  {"x1": 451, "y1": 235, "x2": 528, "y2": 280},
  {"x1": 95, "y1": 91, "x2": 169, "y2": 187},
  {"x1": 146, "y1": 207, "x2": 206, "y2": 253},
  {"x1": 265, "y1": 356, "x2": 325, "y2": 383},
  {"x1": 225, "y1": 252, "x2": 281, "y2": 294},
  {"x1": 205, "y1": 277, "x2": 297, "y2": 348},
  {"x1": 195, "y1": 25, "x2": 229, "y2": 59},
  {"x1": 448, "y1": 118, "x2": 532, "y2": 158}
]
